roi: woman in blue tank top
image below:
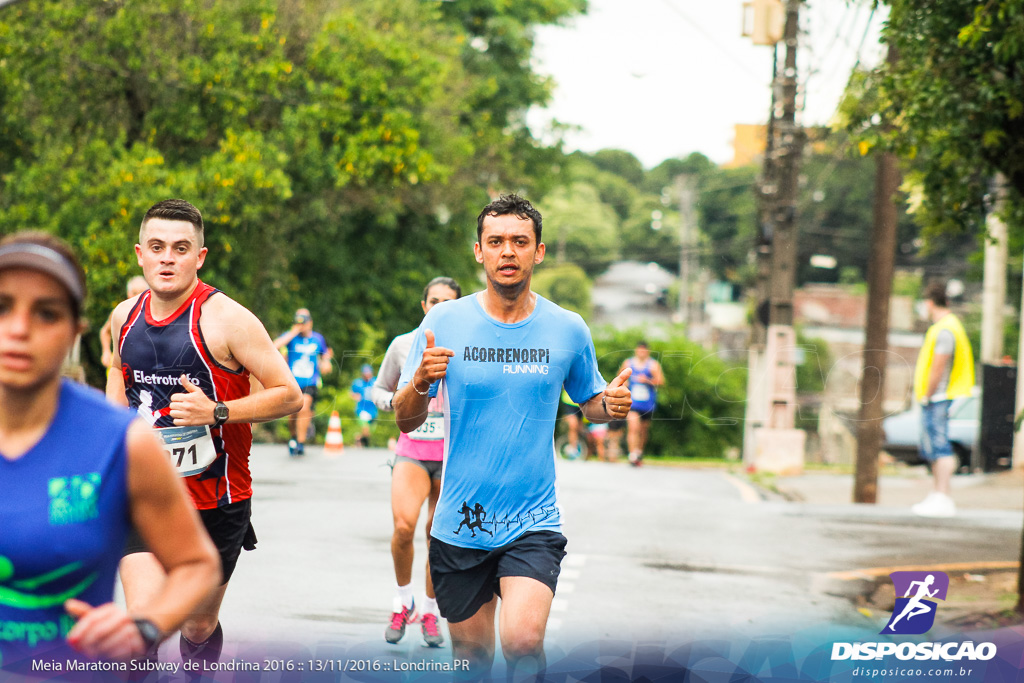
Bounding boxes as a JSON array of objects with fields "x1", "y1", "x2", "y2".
[
  {"x1": 0, "y1": 232, "x2": 219, "y2": 674},
  {"x1": 619, "y1": 340, "x2": 665, "y2": 466}
]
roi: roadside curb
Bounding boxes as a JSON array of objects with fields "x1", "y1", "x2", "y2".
[
  {"x1": 813, "y1": 562, "x2": 1021, "y2": 620},
  {"x1": 726, "y1": 471, "x2": 791, "y2": 503}
]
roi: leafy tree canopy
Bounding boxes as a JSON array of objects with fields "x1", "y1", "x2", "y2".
[
  {"x1": 0, "y1": 0, "x2": 584, "y2": 384},
  {"x1": 837, "y1": 0, "x2": 1024, "y2": 238},
  {"x1": 536, "y1": 181, "x2": 619, "y2": 277}
]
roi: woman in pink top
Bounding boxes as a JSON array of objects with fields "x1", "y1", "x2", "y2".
[{"x1": 371, "y1": 276, "x2": 460, "y2": 647}]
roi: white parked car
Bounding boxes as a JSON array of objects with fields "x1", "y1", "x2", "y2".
[{"x1": 881, "y1": 390, "x2": 980, "y2": 471}]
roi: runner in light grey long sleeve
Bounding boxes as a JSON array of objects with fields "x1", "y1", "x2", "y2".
[
  {"x1": 374, "y1": 276, "x2": 462, "y2": 648},
  {"x1": 372, "y1": 332, "x2": 416, "y2": 412}
]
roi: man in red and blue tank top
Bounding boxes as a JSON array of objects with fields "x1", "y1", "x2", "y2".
[{"x1": 106, "y1": 199, "x2": 302, "y2": 671}]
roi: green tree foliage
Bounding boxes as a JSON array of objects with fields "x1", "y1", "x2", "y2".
[
  {"x1": 645, "y1": 153, "x2": 716, "y2": 196},
  {"x1": 0, "y1": 0, "x2": 583, "y2": 384},
  {"x1": 593, "y1": 328, "x2": 746, "y2": 459},
  {"x1": 437, "y1": 0, "x2": 585, "y2": 198},
  {"x1": 697, "y1": 165, "x2": 758, "y2": 284},
  {"x1": 587, "y1": 149, "x2": 645, "y2": 187},
  {"x1": 532, "y1": 262, "x2": 591, "y2": 318},
  {"x1": 562, "y1": 152, "x2": 637, "y2": 221},
  {"x1": 537, "y1": 182, "x2": 619, "y2": 277},
  {"x1": 838, "y1": 0, "x2": 1024, "y2": 238},
  {"x1": 618, "y1": 195, "x2": 680, "y2": 271}
]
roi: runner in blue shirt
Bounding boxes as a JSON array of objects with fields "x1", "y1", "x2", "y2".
[
  {"x1": 351, "y1": 363, "x2": 378, "y2": 447},
  {"x1": 394, "y1": 194, "x2": 632, "y2": 680},
  {"x1": 274, "y1": 309, "x2": 333, "y2": 456},
  {"x1": 620, "y1": 340, "x2": 665, "y2": 466},
  {"x1": 0, "y1": 231, "x2": 218, "y2": 674}
]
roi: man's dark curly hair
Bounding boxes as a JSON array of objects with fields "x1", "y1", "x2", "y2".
[{"x1": 476, "y1": 194, "x2": 542, "y2": 243}]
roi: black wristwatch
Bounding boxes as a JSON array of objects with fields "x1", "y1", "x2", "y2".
[
  {"x1": 132, "y1": 618, "x2": 163, "y2": 652},
  {"x1": 213, "y1": 401, "x2": 229, "y2": 427}
]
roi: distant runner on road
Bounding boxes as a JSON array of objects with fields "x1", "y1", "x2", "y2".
[
  {"x1": 394, "y1": 194, "x2": 632, "y2": 680},
  {"x1": 274, "y1": 308, "x2": 334, "y2": 457},
  {"x1": 351, "y1": 363, "x2": 377, "y2": 447},
  {"x1": 621, "y1": 340, "x2": 664, "y2": 466},
  {"x1": 371, "y1": 276, "x2": 461, "y2": 648}
]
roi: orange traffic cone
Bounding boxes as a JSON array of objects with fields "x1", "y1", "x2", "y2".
[{"x1": 324, "y1": 410, "x2": 344, "y2": 456}]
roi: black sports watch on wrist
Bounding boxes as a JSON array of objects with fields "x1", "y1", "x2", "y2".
[
  {"x1": 213, "y1": 401, "x2": 229, "y2": 427},
  {"x1": 132, "y1": 618, "x2": 163, "y2": 653}
]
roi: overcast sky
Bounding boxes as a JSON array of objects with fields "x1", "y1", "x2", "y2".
[{"x1": 526, "y1": 0, "x2": 887, "y2": 169}]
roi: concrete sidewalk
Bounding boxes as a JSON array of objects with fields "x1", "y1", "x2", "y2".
[{"x1": 774, "y1": 465, "x2": 1024, "y2": 512}]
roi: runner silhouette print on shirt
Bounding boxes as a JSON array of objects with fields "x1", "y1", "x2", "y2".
[{"x1": 454, "y1": 502, "x2": 493, "y2": 538}]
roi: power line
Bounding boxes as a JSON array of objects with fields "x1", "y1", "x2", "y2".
[
  {"x1": 802, "y1": 0, "x2": 859, "y2": 88},
  {"x1": 795, "y1": 4, "x2": 879, "y2": 216},
  {"x1": 657, "y1": 0, "x2": 765, "y2": 82},
  {"x1": 818, "y1": 4, "x2": 876, "y2": 91}
]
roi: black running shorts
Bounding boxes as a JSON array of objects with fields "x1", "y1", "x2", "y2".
[
  {"x1": 123, "y1": 498, "x2": 257, "y2": 584},
  {"x1": 428, "y1": 530, "x2": 567, "y2": 624},
  {"x1": 301, "y1": 384, "x2": 319, "y2": 402}
]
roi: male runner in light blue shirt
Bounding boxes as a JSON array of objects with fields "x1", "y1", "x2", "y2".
[{"x1": 395, "y1": 194, "x2": 632, "y2": 679}]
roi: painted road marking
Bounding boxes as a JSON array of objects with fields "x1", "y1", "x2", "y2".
[
  {"x1": 548, "y1": 554, "x2": 586, "y2": 631},
  {"x1": 722, "y1": 473, "x2": 761, "y2": 503}
]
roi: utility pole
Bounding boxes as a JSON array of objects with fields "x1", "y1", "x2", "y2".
[
  {"x1": 854, "y1": 138, "x2": 900, "y2": 504},
  {"x1": 767, "y1": 0, "x2": 804, "y2": 330},
  {"x1": 676, "y1": 175, "x2": 697, "y2": 323},
  {"x1": 753, "y1": 43, "x2": 779, "y2": 347},
  {"x1": 742, "y1": 0, "x2": 804, "y2": 472},
  {"x1": 743, "y1": 45, "x2": 778, "y2": 464},
  {"x1": 981, "y1": 174, "x2": 1008, "y2": 364},
  {"x1": 853, "y1": 46, "x2": 900, "y2": 504}
]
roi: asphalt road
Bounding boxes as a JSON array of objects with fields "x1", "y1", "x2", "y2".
[{"x1": 136, "y1": 443, "x2": 1022, "y2": 678}]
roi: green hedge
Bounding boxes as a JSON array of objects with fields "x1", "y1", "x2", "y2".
[{"x1": 592, "y1": 328, "x2": 747, "y2": 459}]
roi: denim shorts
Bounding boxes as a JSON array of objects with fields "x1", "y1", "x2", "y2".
[{"x1": 920, "y1": 400, "x2": 953, "y2": 462}]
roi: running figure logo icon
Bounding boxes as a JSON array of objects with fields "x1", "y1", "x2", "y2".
[
  {"x1": 882, "y1": 571, "x2": 949, "y2": 635},
  {"x1": 454, "y1": 501, "x2": 492, "y2": 538}
]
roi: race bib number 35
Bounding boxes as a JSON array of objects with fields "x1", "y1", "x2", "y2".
[
  {"x1": 410, "y1": 415, "x2": 444, "y2": 441},
  {"x1": 156, "y1": 425, "x2": 218, "y2": 477}
]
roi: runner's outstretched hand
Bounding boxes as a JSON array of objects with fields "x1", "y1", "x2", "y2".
[
  {"x1": 603, "y1": 367, "x2": 632, "y2": 419},
  {"x1": 170, "y1": 374, "x2": 216, "y2": 426},
  {"x1": 413, "y1": 330, "x2": 454, "y2": 392}
]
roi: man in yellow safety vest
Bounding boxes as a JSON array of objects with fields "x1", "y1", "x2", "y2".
[{"x1": 910, "y1": 281, "x2": 975, "y2": 517}]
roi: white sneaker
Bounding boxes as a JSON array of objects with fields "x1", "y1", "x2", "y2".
[{"x1": 912, "y1": 492, "x2": 956, "y2": 518}]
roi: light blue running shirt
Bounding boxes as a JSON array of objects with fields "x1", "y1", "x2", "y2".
[{"x1": 399, "y1": 293, "x2": 607, "y2": 550}]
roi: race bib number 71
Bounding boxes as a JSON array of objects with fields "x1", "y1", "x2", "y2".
[{"x1": 155, "y1": 425, "x2": 218, "y2": 477}]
